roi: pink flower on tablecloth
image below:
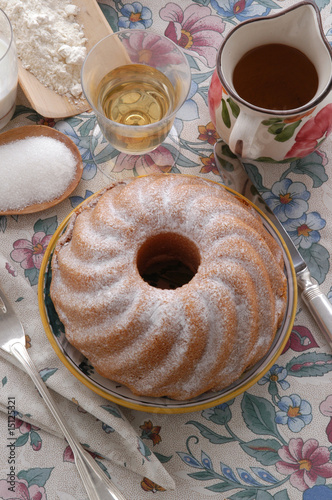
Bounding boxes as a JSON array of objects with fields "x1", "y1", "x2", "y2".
[
  {"x1": 122, "y1": 30, "x2": 184, "y2": 66},
  {"x1": 16, "y1": 418, "x2": 40, "y2": 437},
  {"x1": 276, "y1": 437, "x2": 332, "y2": 491},
  {"x1": 5, "y1": 262, "x2": 17, "y2": 277},
  {"x1": 320, "y1": 396, "x2": 332, "y2": 417},
  {"x1": 63, "y1": 444, "x2": 75, "y2": 463},
  {"x1": 15, "y1": 418, "x2": 39, "y2": 434},
  {"x1": 63, "y1": 444, "x2": 102, "y2": 463},
  {"x1": 320, "y1": 395, "x2": 332, "y2": 443},
  {"x1": 14, "y1": 418, "x2": 42, "y2": 451},
  {"x1": 285, "y1": 104, "x2": 332, "y2": 158},
  {"x1": 0, "y1": 477, "x2": 46, "y2": 500},
  {"x1": 160, "y1": 3, "x2": 225, "y2": 68},
  {"x1": 281, "y1": 325, "x2": 319, "y2": 354},
  {"x1": 113, "y1": 146, "x2": 174, "y2": 176},
  {"x1": 10, "y1": 232, "x2": 52, "y2": 270}
]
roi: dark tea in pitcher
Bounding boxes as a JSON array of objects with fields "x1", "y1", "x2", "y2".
[{"x1": 232, "y1": 43, "x2": 319, "y2": 110}]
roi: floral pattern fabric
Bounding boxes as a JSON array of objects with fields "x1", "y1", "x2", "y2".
[{"x1": 0, "y1": 1, "x2": 332, "y2": 499}]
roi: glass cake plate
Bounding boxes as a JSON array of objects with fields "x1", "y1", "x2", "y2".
[{"x1": 38, "y1": 182, "x2": 297, "y2": 414}]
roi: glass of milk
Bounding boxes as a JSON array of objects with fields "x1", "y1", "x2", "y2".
[{"x1": 0, "y1": 9, "x2": 17, "y2": 130}]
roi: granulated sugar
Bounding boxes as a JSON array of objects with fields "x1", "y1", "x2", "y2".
[
  {"x1": 0, "y1": 0, "x2": 87, "y2": 99},
  {"x1": 0, "y1": 136, "x2": 77, "y2": 211}
]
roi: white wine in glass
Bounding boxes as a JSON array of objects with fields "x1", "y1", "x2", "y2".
[{"x1": 81, "y1": 29, "x2": 191, "y2": 174}]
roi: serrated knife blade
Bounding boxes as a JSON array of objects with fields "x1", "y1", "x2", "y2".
[{"x1": 214, "y1": 140, "x2": 332, "y2": 347}]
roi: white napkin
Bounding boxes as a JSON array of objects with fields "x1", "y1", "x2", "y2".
[{"x1": 0, "y1": 253, "x2": 175, "y2": 490}]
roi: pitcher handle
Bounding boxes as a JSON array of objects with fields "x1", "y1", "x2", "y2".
[{"x1": 228, "y1": 113, "x2": 263, "y2": 159}]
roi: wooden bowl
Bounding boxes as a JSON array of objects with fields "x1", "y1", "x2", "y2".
[{"x1": 0, "y1": 125, "x2": 83, "y2": 215}]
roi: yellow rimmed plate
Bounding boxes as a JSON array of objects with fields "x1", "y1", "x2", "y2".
[{"x1": 38, "y1": 181, "x2": 297, "y2": 414}]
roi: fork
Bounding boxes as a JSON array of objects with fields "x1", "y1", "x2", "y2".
[{"x1": 0, "y1": 289, "x2": 126, "y2": 500}]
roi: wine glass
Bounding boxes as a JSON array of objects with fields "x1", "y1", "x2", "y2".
[
  {"x1": 81, "y1": 29, "x2": 191, "y2": 178},
  {"x1": 0, "y1": 9, "x2": 18, "y2": 130}
]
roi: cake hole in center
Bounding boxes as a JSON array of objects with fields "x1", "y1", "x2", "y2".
[{"x1": 137, "y1": 232, "x2": 201, "y2": 289}]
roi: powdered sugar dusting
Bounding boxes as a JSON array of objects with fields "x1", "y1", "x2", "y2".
[{"x1": 50, "y1": 174, "x2": 288, "y2": 400}]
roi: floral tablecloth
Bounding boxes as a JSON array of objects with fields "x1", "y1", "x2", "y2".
[{"x1": 1, "y1": 1, "x2": 332, "y2": 499}]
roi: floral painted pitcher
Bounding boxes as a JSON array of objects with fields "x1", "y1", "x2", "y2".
[{"x1": 208, "y1": 1, "x2": 332, "y2": 162}]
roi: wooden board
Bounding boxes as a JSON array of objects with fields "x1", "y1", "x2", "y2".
[{"x1": 18, "y1": 0, "x2": 113, "y2": 119}]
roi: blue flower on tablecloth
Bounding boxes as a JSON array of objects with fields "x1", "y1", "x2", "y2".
[
  {"x1": 119, "y1": 2, "x2": 152, "y2": 29},
  {"x1": 237, "y1": 469, "x2": 261, "y2": 486},
  {"x1": 261, "y1": 178, "x2": 310, "y2": 223},
  {"x1": 258, "y1": 364, "x2": 290, "y2": 390},
  {"x1": 177, "y1": 452, "x2": 202, "y2": 468},
  {"x1": 275, "y1": 394, "x2": 312, "y2": 432},
  {"x1": 70, "y1": 190, "x2": 94, "y2": 209},
  {"x1": 220, "y1": 463, "x2": 278, "y2": 486},
  {"x1": 282, "y1": 212, "x2": 326, "y2": 249},
  {"x1": 102, "y1": 422, "x2": 115, "y2": 433},
  {"x1": 210, "y1": 0, "x2": 270, "y2": 22},
  {"x1": 174, "y1": 80, "x2": 199, "y2": 134},
  {"x1": 328, "y1": 287, "x2": 332, "y2": 304},
  {"x1": 327, "y1": 26, "x2": 332, "y2": 48},
  {"x1": 303, "y1": 484, "x2": 332, "y2": 499},
  {"x1": 55, "y1": 120, "x2": 97, "y2": 180}
]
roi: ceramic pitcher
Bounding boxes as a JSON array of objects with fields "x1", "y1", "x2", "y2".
[{"x1": 208, "y1": 1, "x2": 332, "y2": 162}]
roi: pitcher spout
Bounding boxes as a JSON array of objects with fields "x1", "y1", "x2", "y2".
[
  {"x1": 216, "y1": 0, "x2": 332, "y2": 114},
  {"x1": 273, "y1": 2, "x2": 328, "y2": 49},
  {"x1": 281, "y1": 2, "x2": 332, "y2": 99}
]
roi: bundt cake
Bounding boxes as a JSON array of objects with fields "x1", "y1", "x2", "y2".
[{"x1": 50, "y1": 174, "x2": 287, "y2": 400}]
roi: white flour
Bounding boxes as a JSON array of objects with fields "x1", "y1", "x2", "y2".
[{"x1": 0, "y1": 0, "x2": 87, "y2": 99}]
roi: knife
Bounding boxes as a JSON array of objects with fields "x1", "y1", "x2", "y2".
[{"x1": 214, "y1": 140, "x2": 332, "y2": 348}]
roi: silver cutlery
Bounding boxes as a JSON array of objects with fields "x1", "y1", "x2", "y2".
[
  {"x1": 0, "y1": 288, "x2": 126, "y2": 500},
  {"x1": 214, "y1": 140, "x2": 332, "y2": 348}
]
